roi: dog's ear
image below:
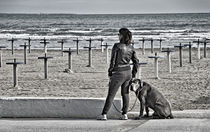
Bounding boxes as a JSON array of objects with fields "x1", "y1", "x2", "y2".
[
  {"x1": 136, "y1": 79, "x2": 141, "y2": 84},
  {"x1": 130, "y1": 78, "x2": 138, "y2": 84},
  {"x1": 136, "y1": 79, "x2": 143, "y2": 88}
]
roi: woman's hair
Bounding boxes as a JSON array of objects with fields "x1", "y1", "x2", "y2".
[{"x1": 119, "y1": 28, "x2": 132, "y2": 44}]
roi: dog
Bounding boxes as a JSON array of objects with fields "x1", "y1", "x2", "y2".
[{"x1": 130, "y1": 79, "x2": 174, "y2": 119}]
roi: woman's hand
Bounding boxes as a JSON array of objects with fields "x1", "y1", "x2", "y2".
[{"x1": 108, "y1": 72, "x2": 112, "y2": 77}]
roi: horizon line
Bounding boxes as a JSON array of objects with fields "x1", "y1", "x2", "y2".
[{"x1": 0, "y1": 12, "x2": 210, "y2": 15}]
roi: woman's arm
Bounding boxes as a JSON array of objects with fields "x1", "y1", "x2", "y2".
[
  {"x1": 108, "y1": 44, "x2": 118, "y2": 76},
  {"x1": 131, "y1": 49, "x2": 139, "y2": 78}
]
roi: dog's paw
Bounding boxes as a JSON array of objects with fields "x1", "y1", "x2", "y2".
[
  {"x1": 134, "y1": 116, "x2": 142, "y2": 120},
  {"x1": 134, "y1": 115, "x2": 144, "y2": 120}
]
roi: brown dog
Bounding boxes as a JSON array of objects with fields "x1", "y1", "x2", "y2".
[{"x1": 130, "y1": 79, "x2": 173, "y2": 119}]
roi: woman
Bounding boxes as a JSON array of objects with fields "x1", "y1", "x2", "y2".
[{"x1": 97, "y1": 28, "x2": 139, "y2": 120}]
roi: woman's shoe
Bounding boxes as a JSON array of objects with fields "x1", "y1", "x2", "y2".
[
  {"x1": 120, "y1": 114, "x2": 128, "y2": 120},
  {"x1": 97, "y1": 114, "x2": 107, "y2": 120}
]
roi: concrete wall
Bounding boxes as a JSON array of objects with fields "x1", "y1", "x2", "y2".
[{"x1": 0, "y1": 97, "x2": 121, "y2": 119}]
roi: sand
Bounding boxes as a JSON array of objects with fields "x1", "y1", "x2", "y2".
[{"x1": 0, "y1": 46, "x2": 210, "y2": 112}]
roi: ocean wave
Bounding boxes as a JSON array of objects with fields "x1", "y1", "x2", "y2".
[
  {"x1": 56, "y1": 28, "x2": 72, "y2": 32},
  {"x1": 134, "y1": 32, "x2": 160, "y2": 36},
  {"x1": 0, "y1": 29, "x2": 26, "y2": 35},
  {"x1": 1, "y1": 29, "x2": 26, "y2": 32},
  {"x1": 68, "y1": 30, "x2": 95, "y2": 33},
  {"x1": 101, "y1": 28, "x2": 118, "y2": 33},
  {"x1": 1, "y1": 28, "x2": 209, "y2": 39},
  {"x1": 48, "y1": 23, "x2": 71, "y2": 26},
  {"x1": 133, "y1": 27, "x2": 163, "y2": 30}
]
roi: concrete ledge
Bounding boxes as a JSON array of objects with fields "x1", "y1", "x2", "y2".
[
  {"x1": 173, "y1": 110, "x2": 210, "y2": 119},
  {"x1": 0, "y1": 97, "x2": 121, "y2": 119},
  {"x1": 128, "y1": 110, "x2": 210, "y2": 119}
]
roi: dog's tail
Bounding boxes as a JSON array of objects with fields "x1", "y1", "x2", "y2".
[{"x1": 165, "y1": 100, "x2": 174, "y2": 119}]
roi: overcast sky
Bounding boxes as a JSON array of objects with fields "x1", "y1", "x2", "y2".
[{"x1": 0, "y1": 0, "x2": 210, "y2": 14}]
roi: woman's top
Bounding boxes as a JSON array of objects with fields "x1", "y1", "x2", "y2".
[{"x1": 108, "y1": 43, "x2": 139, "y2": 78}]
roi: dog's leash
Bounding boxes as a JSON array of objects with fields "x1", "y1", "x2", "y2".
[{"x1": 112, "y1": 89, "x2": 140, "y2": 113}]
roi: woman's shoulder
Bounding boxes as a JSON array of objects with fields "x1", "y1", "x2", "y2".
[
  {"x1": 113, "y1": 43, "x2": 120, "y2": 46},
  {"x1": 112, "y1": 43, "x2": 121, "y2": 48},
  {"x1": 113, "y1": 43, "x2": 134, "y2": 49}
]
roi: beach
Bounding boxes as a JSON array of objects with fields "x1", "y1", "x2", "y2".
[{"x1": 0, "y1": 47, "x2": 209, "y2": 112}]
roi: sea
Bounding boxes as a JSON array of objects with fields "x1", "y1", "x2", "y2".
[{"x1": 0, "y1": 13, "x2": 210, "y2": 49}]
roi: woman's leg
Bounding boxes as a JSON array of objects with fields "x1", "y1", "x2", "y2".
[
  {"x1": 121, "y1": 70, "x2": 132, "y2": 114},
  {"x1": 121, "y1": 79, "x2": 130, "y2": 114},
  {"x1": 102, "y1": 74, "x2": 123, "y2": 115}
]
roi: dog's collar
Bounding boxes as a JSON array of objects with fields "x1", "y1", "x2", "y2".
[
  {"x1": 140, "y1": 80, "x2": 143, "y2": 88},
  {"x1": 135, "y1": 88, "x2": 142, "y2": 96},
  {"x1": 135, "y1": 81, "x2": 144, "y2": 95}
]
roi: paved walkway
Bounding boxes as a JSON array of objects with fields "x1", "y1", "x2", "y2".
[
  {"x1": 0, "y1": 110, "x2": 210, "y2": 132},
  {"x1": 0, "y1": 118, "x2": 210, "y2": 132}
]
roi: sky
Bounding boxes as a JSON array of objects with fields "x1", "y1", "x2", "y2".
[{"x1": 0, "y1": 0, "x2": 210, "y2": 14}]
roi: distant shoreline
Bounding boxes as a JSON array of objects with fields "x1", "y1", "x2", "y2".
[{"x1": 0, "y1": 12, "x2": 210, "y2": 15}]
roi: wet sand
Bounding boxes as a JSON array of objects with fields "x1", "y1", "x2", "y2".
[{"x1": 0, "y1": 47, "x2": 210, "y2": 112}]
